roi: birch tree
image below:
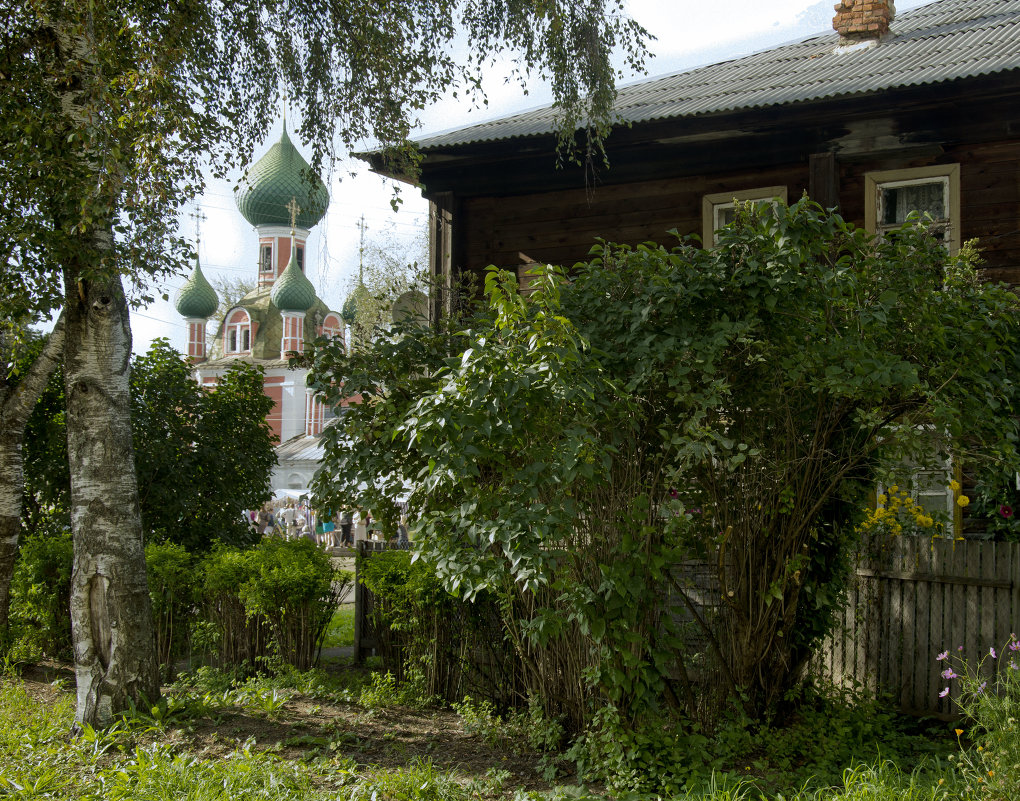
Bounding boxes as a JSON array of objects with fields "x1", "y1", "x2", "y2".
[{"x1": 1, "y1": 0, "x2": 647, "y2": 728}]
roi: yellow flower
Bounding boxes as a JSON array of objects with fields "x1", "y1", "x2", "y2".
[
  {"x1": 957, "y1": 495, "x2": 970, "y2": 508},
  {"x1": 950, "y1": 479, "x2": 961, "y2": 492},
  {"x1": 889, "y1": 484, "x2": 899, "y2": 494},
  {"x1": 876, "y1": 494, "x2": 887, "y2": 505},
  {"x1": 955, "y1": 729, "x2": 964, "y2": 736}
]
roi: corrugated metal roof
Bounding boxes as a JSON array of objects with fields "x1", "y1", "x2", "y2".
[
  {"x1": 415, "y1": 0, "x2": 1020, "y2": 150},
  {"x1": 276, "y1": 433, "x2": 325, "y2": 463}
]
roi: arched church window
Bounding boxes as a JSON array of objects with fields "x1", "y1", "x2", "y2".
[
  {"x1": 259, "y1": 243, "x2": 273, "y2": 272},
  {"x1": 225, "y1": 308, "x2": 251, "y2": 353},
  {"x1": 321, "y1": 313, "x2": 343, "y2": 342}
]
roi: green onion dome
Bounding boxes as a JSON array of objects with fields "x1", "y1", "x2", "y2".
[
  {"x1": 340, "y1": 295, "x2": 358, "y2": 323},
  {"x1": 175, "y1": 257, "x2": 219, "y2": 319},
  {"x1": 270, "y1": 247, "x2": 318, "y2": 312},
  {"x1": 341, "y1": 282, "x2": 370, "y2": 323},
  {"x1": 235, "y1": 124, "x2": 329, "y2": 229}
]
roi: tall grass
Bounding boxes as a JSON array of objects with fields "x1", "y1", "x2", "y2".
[{"x1": 0, "y1": 673, "x2": 986, "y2": 801}]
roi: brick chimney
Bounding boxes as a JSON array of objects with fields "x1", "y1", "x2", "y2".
[{"x1": 833, "y1": 0, "x2": 895, "y2": 41}]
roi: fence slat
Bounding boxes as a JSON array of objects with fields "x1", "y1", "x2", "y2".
[
  {"x1": 816, "y1": 538, "x2": 1018, "y2": 716},
  {"x1": 911, "y1": 538, "x2": 931, "y2": 712}
]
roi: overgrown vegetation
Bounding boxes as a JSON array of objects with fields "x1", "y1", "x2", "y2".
[
  {"x1": 23, "y1": 339, "x2": 277, "y2": 551},
  {"x1": 5, "y1": 535, "x2": 351, "y2": 679},
  {"x1": 310, "y1": 202, "x2": 1020, "y2": 792},
  {"x1": 3, "y1": 650, "x2": 1016, "y2": 800}
]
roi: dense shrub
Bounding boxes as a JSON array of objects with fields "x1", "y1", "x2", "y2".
[
  {"x1": 201, "y1": 545, "x2": 273, "y2": 670},
  {"x1": 239, "y1": 538, "x2": 349, "y2": 670},
  {"x1": 202, "y1": 539, "x2": 348, "y2": 672},
  {"x1": 358, "y1": 549, "x2": 521, "y2": 708},
  {"x1": 9, "y1": 523, "x2": 72, "y2": 661},
  {"x1": 146, "y1": 541, "x2": 198, "y2": 680}
]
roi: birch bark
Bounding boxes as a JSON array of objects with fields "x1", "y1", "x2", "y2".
[
  {"x1": 42, "y1": 15, "x2": 161, "y2": 728},
  {"x1": 63, "y1": 261, "x2": 158, "y2": 730}
]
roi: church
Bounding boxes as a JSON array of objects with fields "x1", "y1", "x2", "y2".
[{"x1": 174, "y1": 124, "x2": 345, "y2": 491}]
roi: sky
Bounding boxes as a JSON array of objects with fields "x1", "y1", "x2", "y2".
[{"x1": 131, "y1": 0, "x2": 936, "y2": 355}]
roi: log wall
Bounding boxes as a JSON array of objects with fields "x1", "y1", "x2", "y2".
[{"x1": 457, "y1": 140, "x2": 1020, "y2": 287}]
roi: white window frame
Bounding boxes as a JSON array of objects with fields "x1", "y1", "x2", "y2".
[
  {"x1": 702, "y1": 186, "x2": 787, "y2": 247},
  {"x1": 259, "y1": 242, "x2": 274, "y2": 272},
  {"x1": 864, "y1": 164, "x2": 960, "y2": 255},
  {"x1": 225, "y1": 309, "x2": 251, "y2": 354},
  {"x1": 877, "y1": 431, "x2": 962, "y2": 537}
]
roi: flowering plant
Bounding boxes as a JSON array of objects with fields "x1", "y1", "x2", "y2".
[
  {"x1": 856, "y1": 482, "x2": 948, "y2": 540},
  {"x1": 968, "y1": 468, "x2": 1020, "y2": 542},
  {"x1": 936, "y1": 636, "x2": 1020, "y2": 799}
]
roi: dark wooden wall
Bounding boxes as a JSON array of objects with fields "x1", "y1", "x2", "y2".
[
  {"x1": 459, "y1": 163, "x2": 802, "y2": 270},
  {"x1": 455, "y1": 137, "x2": 1020, "y2": 287},
  {"x1": 450, "y1": 126, "x2": 1015, "y2": 289}
]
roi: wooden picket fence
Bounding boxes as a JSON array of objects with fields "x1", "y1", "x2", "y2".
[
  {"x1": 815, "y1": 536, "x2": 1020, "y2": 716},
  {"x1": 356, "y1": 537, "x2": 1020, "y2": 718}
]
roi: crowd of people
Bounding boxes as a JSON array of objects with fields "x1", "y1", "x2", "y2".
[{"x1": 246, "y1": 498, "x2": 409, "y2": 549}]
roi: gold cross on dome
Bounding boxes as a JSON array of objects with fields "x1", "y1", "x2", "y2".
[
  {"x1": 189, "y1": 207, "x2": 208, "y2": 245},
  {"x1": 286, "y1": 196, "x2": 301, "y2": 233}
]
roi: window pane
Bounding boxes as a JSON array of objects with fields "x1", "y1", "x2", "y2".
[
  {"x1": 260, "y1": 245, "x2": 272, "y2": 271},
  {"x1": 882, "y1": 182, "x2": 945, "y2": 225},
  {"x1": 715, "y1": 205, "x2": 737, "y2": 229}
]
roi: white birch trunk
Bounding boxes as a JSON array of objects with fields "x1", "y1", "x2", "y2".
[
  {"x1": 0, "y1": 315, "x2": 65, "y2": 631},
  {"x1": 63, "y1": 264, "x2": 158, "y2": 729}
]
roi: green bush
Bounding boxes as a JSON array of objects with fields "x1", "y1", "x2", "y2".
[
  {"x1": 9, "y1": 524, "x2": 73, "y2": 661},
  {"x1": 358, "y1": 549, "x2": 456, "y2": 690},
  {"x1": 240, "y1": 538, "x2": 347, "y2": 670},
  {"x1": 145, "y1": 541, "x2": 198, "y2": 680},
  {"x1": 357, "y1": 548, "x2": 525, "y2": 710},
  {"x1": 200, "y1": 539, "x2": 347, "y2": 673},
  {"x1": 201, "y1": 545, "x2": 273, "y2": 670}
]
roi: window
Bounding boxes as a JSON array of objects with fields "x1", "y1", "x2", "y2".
[
  {"x1": 878, "y1": 430, "x2": 961, "y2": 537},
  {"x1": 865, "y1": 164, "x2": 960, "y2": 254},
  {"x1": 259, "y1": 243, "x2": 273, "y2": 272},
  {"x1": 225, "y1": 308, "x2": 251, "y2": 354},
  {"x1": 296, "y1": 245, "x2": 304, "y2": 271},
  {"x1": 321, "y1": 313, "x2": 343, "y2": 342},
  {"x1": 702, "y1": 186, "x2": 787, "y2": 247}
]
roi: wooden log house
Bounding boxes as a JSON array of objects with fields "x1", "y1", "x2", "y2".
[
  {"x1": 363, "y1": 0, "x2": 1020, "y2": 297},
  {"x1": 363, "y1": 0, "x2": 1020, "y2": 535}
]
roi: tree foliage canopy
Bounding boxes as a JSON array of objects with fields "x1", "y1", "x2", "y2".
[
  {"x1": 25, "y1": 339, "x2": 277, "y2": 551},
  {"x1": 1, "y1": 0, "x2": 648, "y2": 317},
  {"x1": 309, "y1": 201, "x2": 1020, "y2": 753},
  {"x1": 1, "y1": 0, "x2": 648, "y2": 729}
]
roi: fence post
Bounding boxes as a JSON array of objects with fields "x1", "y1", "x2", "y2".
[{"x1": 354, "y1": 540, "x2": 364, "y2": 664}]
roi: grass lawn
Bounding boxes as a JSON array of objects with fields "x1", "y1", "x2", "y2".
[
  {"x1": 321, "y1": 604, "x2": 355, "y2": 649},
  {"x1": 0, "y1": 655, "x2": 982, "y2": 801}
]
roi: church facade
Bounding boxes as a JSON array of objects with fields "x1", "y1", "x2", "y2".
[{"x1": 174, "y1": 125, "x2": 345, "y2": 491}]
